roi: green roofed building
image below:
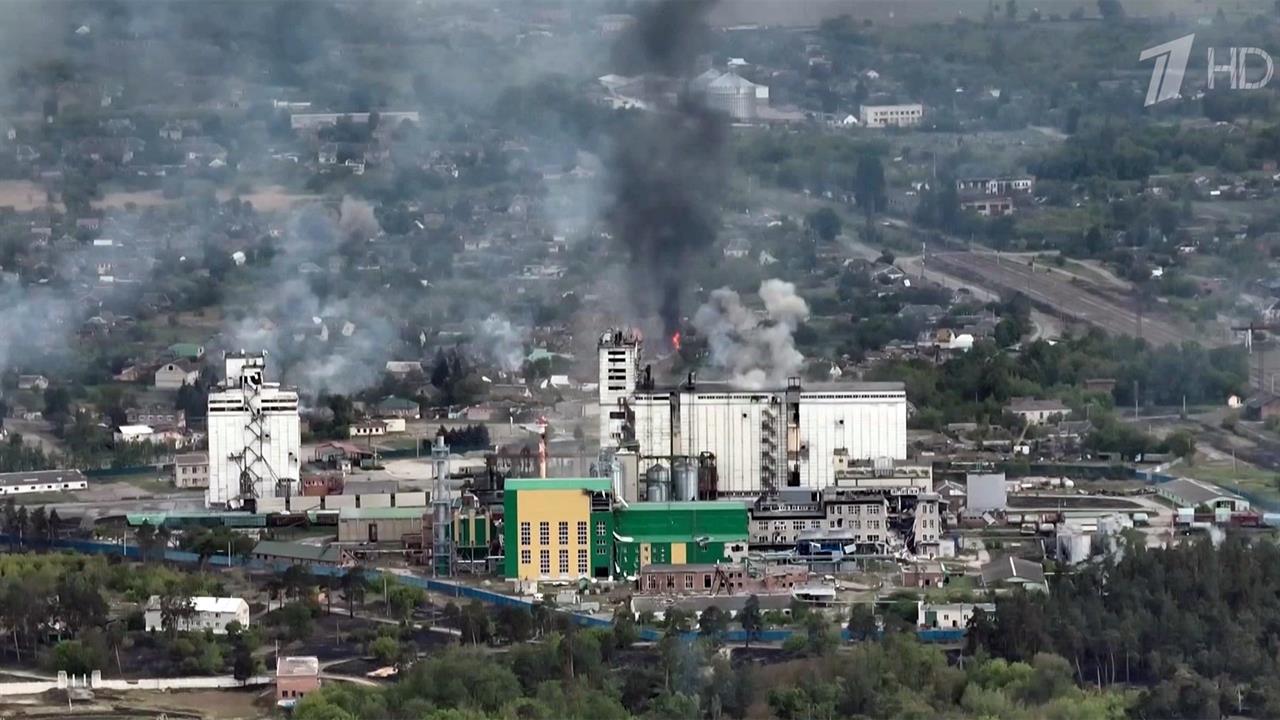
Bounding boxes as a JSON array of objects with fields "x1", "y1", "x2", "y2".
[
  {"x1": 501, "y1": 478, "x2": 752, "y2": 583},
  {"x1": 503, "y1": 477, "x2": 614, "y2": 582},
  {"x1": 613, "y1": 501, "x2": 751, "y2": 578}
]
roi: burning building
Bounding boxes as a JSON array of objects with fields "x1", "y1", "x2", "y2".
[{"x1": 597, "y1": 330, "x2": 907, "y2": 496}]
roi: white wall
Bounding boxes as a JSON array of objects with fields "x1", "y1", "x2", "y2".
[
  {"x1": 207, "y1": 389, "x2": 300, "y2": 506},
  {"x1": 632, "y1": 388, "x2": 907, "y2": 494}
]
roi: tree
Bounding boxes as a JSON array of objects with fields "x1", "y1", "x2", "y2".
[
  {"x1": 698, "y1": 606, "x2": 729, "y2": 646},
  {"x1": 1097, "y1": 0, "x2": 1125, "y2": 19},
  {"x1": 1166, "y1": 430, "x2": 1196, "y2": 463},
  {"x1": 369, "y1": 635, "x2": 400, "y2": 665},
  {"x1": 740, "y1": 595, "x2": 763, "y2": 648},
  {"x1": 805, "y1": 207, "x2": 843, "y2": 242},
  {"x1": 277, "y1": 601, "x2": 315, "y2": 642},
  {"x1": 157, "y1": 591, "x2": 196, "y2": 638},
  {"x1": 854, "y1": 154, "x2": 887, "y2": 223},
  {"x1": 386, "y1": 584, "x2": 425, "y2": 623},
  {"x1": 341, "y1": 567, "x2": 367, "y2": 617},
  {"x1": 496, "y1": 606, "x2": 534, "y2": 644},
  {"x1": 1005, "y1": 0, "x2": 1018, "y2": 21},
  {"x1": 802, "y1": 613, "x2": 838, "y2": 656},
  {"x1": 847, "y1": 604, "x2": 878, "y2": 641},
  {"x1": 612, "y1": 605, "x2": 638, "y2": 649}
]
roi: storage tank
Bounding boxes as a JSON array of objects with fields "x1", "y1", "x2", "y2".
[
  {"x1": 672, "y1": 457, "x2": 698, "y2": 502},
  {"x1": 645, "y1": 464, "x2": 669, "y2": 503},
  {"x1": 697, "y1": 453, "x2": 719, "y2": 500}
]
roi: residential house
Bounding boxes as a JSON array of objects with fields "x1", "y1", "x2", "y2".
[
  {"x1": 17, "y1": 374, "x2": 49, "y2": 390},
  {"x1": 723, "y1": 238, "x2": 751, "y2": 259},
  {"x1": 168, "y1": 343, "x2": 205, "y2": 360},
  {"x1": 1245, "y1": 392, "x2": 1280, "y2": 421},
  {"x1": 901, "y1": 559, "x2": 947, "y2": 588},
  {"x1": 376, "y1": 396, "x2": 420, "y2": 419},
  {"x1": 154, "y1": 360, "x2": 199, "y2": 390},
  {"x1": 144, "y1": 596, "x2": 249, "y2": 634},
  {"x1": 276, "y1": 656, "x2": 321, "y2": 706},
  {"x1": 384, "y1": 361, "x2": 422, "y2": 377},
  {"x1": 1007, "y1": 397, "x2": 1069, "y2": 425},
  {"x1": 917, "y1": 601, "x2": 995, "y2": 629},
  {"x1": 173, "y1": 452, "x2": 209, "y2": 489}
]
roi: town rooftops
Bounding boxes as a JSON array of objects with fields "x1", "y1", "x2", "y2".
[
  {"x1": 504, "y1": 477, "x2": 613, "y2": 492},
  {"x1": 276, "y1": 656, "x2": 320, "y2": 677},
  {"x1": 0, "y1": 469, "x2": 87, "y2": 487},
  {"x1": 175, "y1": 452, "x2": 208, "y2": 465}
]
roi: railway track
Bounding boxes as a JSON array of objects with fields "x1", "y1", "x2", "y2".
[{"x1": 928, "y1": 251, "x2": 1203, "y2": 347}]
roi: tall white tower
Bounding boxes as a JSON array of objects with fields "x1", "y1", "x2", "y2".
[
  {"x1": 597, "y1": 328, "x2": 641, "y2": 449},
  {"x1": 206, "y1": 352, "x2": 301, "y2": 508}
]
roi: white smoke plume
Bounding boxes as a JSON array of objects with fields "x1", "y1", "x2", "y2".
[
  {"x1": 337, "y1": 195, "x2": 382, "y2": 240},
  {"x1": 692, "y1": 279, "x2": 810, "y2": 389},
  {"x1": 474, "y1": 315, "x2": 528, "y2": 373},
  {"x1": 221, "y1": 202, "x2": 399, "y2": 396}
]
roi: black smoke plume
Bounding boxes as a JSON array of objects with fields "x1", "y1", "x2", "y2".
[{"x1": 606, "y1": 0, "x2": 727, "y2": 335}]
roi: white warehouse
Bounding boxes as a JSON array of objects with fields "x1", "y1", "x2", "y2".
[
  {"x1": 629, "y1": 379, "x2": 907, "y2": 495},
  {"x1": 206, "y1": 352, "x2": 301, "y2": 508}
]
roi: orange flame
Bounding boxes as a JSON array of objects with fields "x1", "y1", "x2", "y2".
[{"x1": 671, "y1": 331, "x2": 682, "y2": 351}]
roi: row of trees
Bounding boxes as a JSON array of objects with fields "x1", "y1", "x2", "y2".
[
  {"x1": 292, "y1": 602, "x2": 1128, "y2": 720},
  {"x1": 970, "y1": 533, "x2": 1280, "y2": 718}
]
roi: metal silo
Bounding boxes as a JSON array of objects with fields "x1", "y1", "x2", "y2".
[
  {"x1": 672, "y1": 456, "x2": 698, "y2": 502},
  {"x1": 645, "y1": 464, "x2": 670, "y2": 503}
]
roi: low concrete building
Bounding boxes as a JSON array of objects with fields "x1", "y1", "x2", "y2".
[
  {"x1": 276, "y1": 656, "x2": 320, "y2": 706},
  {"x1": 173, "y1": 452, "x2": 209, "y2": 488},
  {"x1": 128, "y1": 405, "x2": 187, "y2": 428},
  {"x1": 0, "y1": 469, "x2": 88, "y2": 496},
  {"x1": 1156, "y1": 477, "x2": 1250, "y2": 512},
  {"x1": 251, "y1": 540, "x2": 354, "y2": 569},
  {"x1": 636, "y1": 563, "x2": 809, "y2": 596},
  {"x1": 859, "y1": 103, "x2": 923, "y2": 128},
  {"x1": 980, "y1": 556, "x2": 1047, "y2": 592},
  {"x1": 348, "y1": 420, "x2": 387, "y2": 438},
  {"x1": 144, "y1": 596, "x2": 249, "y2": 635},
  {"x1": 917, "y1": 601, "x2": 995, "y2": 629},
  {"x1": 337, "y1": 506, "x2": 424, "y2": 544}
]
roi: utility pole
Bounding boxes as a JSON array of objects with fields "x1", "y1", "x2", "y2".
[{"x1": 1134, "y1": 380, "x2": 1139, "y2": 419}]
